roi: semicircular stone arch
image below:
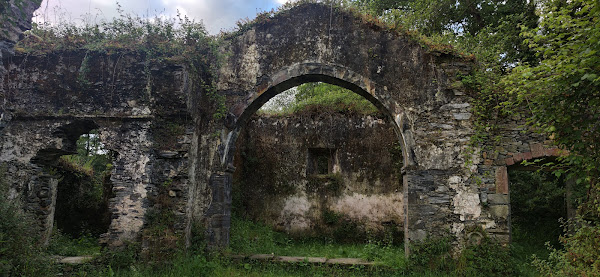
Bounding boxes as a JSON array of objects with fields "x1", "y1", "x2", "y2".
[
  {"x1": 192, "y1": 2, "x2": 478, "y2": 250},
  {"x1": 221, "y1": 63, "x2": 410, "y2": 169}
]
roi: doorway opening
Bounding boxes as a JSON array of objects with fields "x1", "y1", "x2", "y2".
[
  {"x1": 230, "y1": 81, "x2": 404, "y2": 259},
  {"x1": 508, "y1": 160, "x2": 584, "y2": 264},
  {"x1": 49, "y1": 130, "x2": 114, "y2": 255}
]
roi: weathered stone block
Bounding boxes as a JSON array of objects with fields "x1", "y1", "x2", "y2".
[
  {"x1": 512, "y1": 152, "x2": 524, "y2": 163},
  {"x1": 452, "y1": 113, "x2": 472, "y2": 120},
  {"x1": 489, "y1": 205, "x2": 509, "y2": 219},
  {"x1": 487, "y1": 194, "x2": 509, "y2": 204},
  {"x1": 530, "y1": 143, "x2": 545, "y2": 158},
  {"x1": 495, "y1": 166, "x2": 508, "y2": 194}
]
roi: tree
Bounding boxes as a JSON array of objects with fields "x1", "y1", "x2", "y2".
[
  {"x1": 503, "y1": 1, "x2": 600, "y2": 274},
  {"x1": 346, "y1": 0, "x2": 539, "y2": 67},
  {"x1": 504, "y1": 0, "x2": 600, "y2": 214}
]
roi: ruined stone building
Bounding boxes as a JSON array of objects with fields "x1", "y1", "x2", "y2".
[{"x1": 1, "y1": 0, "x2": 562, "y2": 251}]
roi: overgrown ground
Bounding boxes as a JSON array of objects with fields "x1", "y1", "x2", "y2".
[
  {"x1": 23, "y1": 212, "x2": 550, "y2": 277},
  {"x1": 24, "y1": 168, "x2": 560, "y2": 276}
]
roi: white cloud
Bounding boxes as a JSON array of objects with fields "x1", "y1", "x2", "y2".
[{"x1": 34, "y1": 0, "x2": 287, "y2": 34}]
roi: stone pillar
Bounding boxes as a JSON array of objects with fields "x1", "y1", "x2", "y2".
[
  {"x1": 404, "y1": 170, "x2": 456, "y2": 243},
  {"x1": 204, "y1": 172, "x2": 232, "y2": 249},
  {"x1": 25, "y1": 168, "x2": 58, "y2": 245},
  {"x1": 486, "y1": 166, "x2": 511, "y2": 244},
  {"x1": 101, "y1": 122, "x2": 152, "y2": 247}
]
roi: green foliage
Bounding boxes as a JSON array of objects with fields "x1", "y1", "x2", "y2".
[
  {"x1": 455, "y1": 235, "x2": 513, "y2": 277},
  {"x1": 55, "y1": 131, "x2": 113, "y2": 237},
  {"x1": 408, "y1": 234, "x2": 517, "y2": 277},
  {"x1": 408, "y1": 237, "x2": 454, "y2": 273},
  {"x1": 96, "y1": 242, "x2": 140, "y2": 270},
  {"x1": 503, "y1": 0, "x2": 600, "y2": 221},
  {"x1": 503, "y1": 3, "x2": 600, "y2": 271},
  {"x1": 532, "y1": 220, "x2": 600, "y2": 277},
  {"x1": 508, "y1": 170, "x2": 573, "y2": 276},
  {"x1": 259, "y1": 82, "x2": 379, "y2": 116},
  {"x1": 0, "y1": 166, "x2": 52, "y2": 276},
  {"x1": 143, "y1": 177, "x2": 182, "y2": 263},
  {"x1": 46, "y1": 229, "x2": 101, "y2": 256},
  {"x1": 509, "y1": 170, "x2": 568, "y2": 246},
  {"x1": 20, "y1": 7, "x2": 210, "y2": 57},
  {"x1": 228, "y1": 213, "x2": 407, "y2": 267}
]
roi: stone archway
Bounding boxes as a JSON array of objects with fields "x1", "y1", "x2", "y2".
[
  {"x1": 206, "y1": 66, "x2": 411, "y2": 249},
  {"x1": 222, "y1": 63, "x2": 411, "y2": 170},
  {"x1": 193, "y1": 3, "x2": 477, "y2": 249}
]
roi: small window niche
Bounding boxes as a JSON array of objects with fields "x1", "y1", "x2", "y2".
[{"x1": 307, "y1": 148, "x2": 336, "y2": 175}]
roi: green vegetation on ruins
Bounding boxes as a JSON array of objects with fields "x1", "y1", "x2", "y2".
[
  {"x1": 345, "y1": 0, "x2": 599, "y2": 276},
  {"x1": 258, "y1": 82, "x2": 379, "y2": 116},
  {"x1": 16, "y1": 4, "x2": 225, "y2": 118},
  {"x1": 2, "y1": 0, "x2": 599, "y2": 276}
]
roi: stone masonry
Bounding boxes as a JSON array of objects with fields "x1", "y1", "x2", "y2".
[
  {"x1": 0, "y1": 2, "x2": 562, "y2": 251},
  {"x1": 233, "y1": 112, "x2": 402, "y2": 237}
]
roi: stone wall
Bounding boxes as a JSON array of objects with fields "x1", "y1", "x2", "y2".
[
  {"x1": 0, "y1": 0, "x2": 40, "y2": 44},
  {"x1": 470, "y1": 115, "x2": 564, "y2": 243},
  {"x1": 0, "y1": 50, "x2": 195, "y2": 247},
  {"x1": 0, "y1": 1, "x2": 564, "y2": 251},
  {"x1": 233, "y1": 111, "x2": 402, "y2": 237}
]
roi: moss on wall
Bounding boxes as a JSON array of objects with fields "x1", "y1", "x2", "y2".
[{"x1": 232, "y1": 110, "x2": 403, "y2": 239}]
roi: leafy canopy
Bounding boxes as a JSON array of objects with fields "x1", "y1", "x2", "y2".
[{"x1": 504, "y1": 0, "x2": 600, "y2": 214}]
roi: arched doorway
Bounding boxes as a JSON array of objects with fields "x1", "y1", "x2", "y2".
[
  {"x1": 204, "y1": 67, "x2": 411, "y2": 250},
  {"x1": 230, "y1": 81, "x2": 405, "y2": 254}
]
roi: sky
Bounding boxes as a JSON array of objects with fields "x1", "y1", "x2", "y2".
[{"x1": 33, "y1": 0, "x2": 296, "y2": 34}]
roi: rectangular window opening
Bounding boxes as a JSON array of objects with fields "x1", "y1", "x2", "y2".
[{"x1": 308, "y1": 148, "x2": 336, "y2": 175}]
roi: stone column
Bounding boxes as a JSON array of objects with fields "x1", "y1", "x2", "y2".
[
  {"x1": 204, "y1": 172, "x2": 232, "y2": 249},
  {"x1": 25, "y1": 168, "x2": 58, "y2": 245},
  {"x1": 404, "y1": 170, "x2": 456, "y2": 243},
  {"x1": 100, "y1": 122, "x2": 153, "y2": 247},
  {"x1": 488, "y1": 166, "x2": 511, "y2": 244}
]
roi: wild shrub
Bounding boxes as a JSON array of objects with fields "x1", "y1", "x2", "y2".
[
  {"x1": 96, "y1": 241, "x2": 140, "y2": 270},
  {"x1": 455, "y1": 235, "x2": 512, "y2": 277},
  {"x1": 408, "y1": 237, "x2": 454, "y2": 273},
  {"x1": 532, "y1": 219, "x2": 600, "y2": 277},
  {"x1": 46, "y1": 229, "x2": 101, "y2": 256}
]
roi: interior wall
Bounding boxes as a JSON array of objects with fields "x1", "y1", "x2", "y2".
[{"x1": 233, "y1": 111, "x2": 403, "y2": 238}]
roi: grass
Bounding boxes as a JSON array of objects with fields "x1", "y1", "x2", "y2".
[
  {"x1": 46, "y1": 229, "x2": 101, "y2": 257},
  {"x1": 12, "y1": 205, "x2": 551, "y2": 277},
  {"x1": 257, "y1": 82, "x2": 379, "y2": 116},
  {"x1": 35, "y1": 216, "x2": 552, "y2": 277},
  {"x1": 62, "y1": 254, "x2": 449, "y2": 277},
  {"x1": 227, "y1": 215, "x2": 406, "y2": 267}
]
